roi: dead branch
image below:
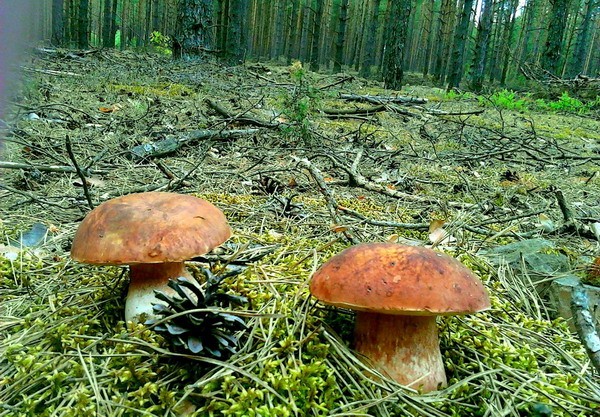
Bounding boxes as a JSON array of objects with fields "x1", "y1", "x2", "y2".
[
  {"x1": 65, "y1": 136, "x2": 94, "y2": 210},
  {"x1": 550, "y1": 187, "x2": 599, "y2": 240},
  {"x1": 129, "y1": 128, "x2": 259, "y2": 160},
  {"x1": 319, "y1": 152, "x2": 439, "y2": 204},
  {"x1": 319, "y1": 75, "x2": 355, "y2": 90},
  {"x1": 292, "y1": 156, "x2": 359, "y2": 245},
  {"x1": 0, "y1": 161, "x2": 104, "y2": 175},
  {"x1": 321, "y1": 104, "x2": 386, "y2": 116},
  {"x1": 338, "y1": 205, "x2": 429, "y2": 230},
  {"x1": 21, "y1": 67, "x2": 83, "y2": 77},
  {"x1": 205, "y1": 99, "x2": 285, "y2": 129},
  {"x1": 339, "y1": 93, "x2": 428, "y2": 105},
  {"x1": 0, "y1": 183, "x2": 70, "y2": 209},
  {"x1": 417, "y1": 107, "x2": 485, "y2": 116},
  {"x1": 339, "y1": 205, "x2": 539, "y2": 239},
  {"x1": 570, "y1": 285, "x2": 600, "y2": 373},
  {"x1": 154, "y1": 161, "x2": 192, "y2": 188}
]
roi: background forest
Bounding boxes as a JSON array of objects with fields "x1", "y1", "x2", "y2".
[{"x1": 31, "y1": 0, "x2": 600, "y2": 91}]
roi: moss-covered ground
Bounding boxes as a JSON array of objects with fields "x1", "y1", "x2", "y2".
[{"x1": 1, "y1": 49, "x2": 599, "y2": 416}]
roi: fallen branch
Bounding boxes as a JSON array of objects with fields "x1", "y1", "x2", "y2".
[
  {"x1": 321, "y1": 104, "x2": 386, "y2": 116},
  {"x1": 129, "y1": 128, "x2": 259, "y2": 160},
  {"x1": 65, "y1": 135, "x2": 94, "y2": 210},
  {"x1": 292, "y1": 156, "x2": 358, "y2": 245},
  {"x1": 571, "y1": 285, "x2": 600, "y2": 373},
  {"x1": 417, "y1": 107, "x2": 485, "y2": 116},
  {"x1": 0, "y1": 183, "x2": 70, "y2": 209},
  {"x1": 0, "y1": 161, "x2": 104, "y2": 175},
  {"x1": 339, "y1": 205, "x2": 539, "y2": 239},
  {"x1": 21, "y1": 67, "x2": 83, "y2": 77},
  {"x1": 339, "y1": 93, "x2": 427, "y2": 105},
  {"x1": 206, "y1": 99, "x2": 284, "y2": 129},
  {"x1": 338, "y1": 205, "x2": 429, "y2": 230},
  {"x1": 319, "y1": 152, "x2": 439, "y2": 204}
]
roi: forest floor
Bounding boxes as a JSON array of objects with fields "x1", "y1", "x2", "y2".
[{"x1": 0, "y1": 49, "x2": 599, "y2": 416}]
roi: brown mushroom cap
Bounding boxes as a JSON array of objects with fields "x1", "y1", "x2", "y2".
[
  {"x1": 71, "y1": 192, "x2": 231, "y2": 264},
  {"x1": 310, "y1": 243, "x2": 490, "y2": 315}
]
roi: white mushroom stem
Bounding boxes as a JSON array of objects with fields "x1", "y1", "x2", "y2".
[
  {"x1": 125, "y1": 262, "x2": 192, "y2": 322},
  {"x1": 353, "y1": 311, "x2": 447, "y2": 393}
]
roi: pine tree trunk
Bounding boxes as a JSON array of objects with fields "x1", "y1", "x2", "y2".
[
  {"x1": 309, "y1": 0, "x2": 324, "y2": 71},
  {"x1": 568, "y1": 0, "x2": 595, "y2": 76},
  {"x1": 152, "y1": 0, "x2": 160, "y2": 32},
  {"x1": 446, "y1": 0, "x2": 475, "y2": 90},
  {"x1": 224, "y1": 0, "x2": 244, "y2": 64},
  {"x1": 77, "y1": 0, "x2": 89, "y2": 49},
  {"x1": 469, "y1": 0, "x2": 493, "y2": 92},
  {"x1": 432, "y1": 0, "x2": 456, "y2": 83},
  {"x1": 421, "y1": 0, "x2": 435, "y2": 77},
  {"x1": 358, "y1": 0, "x2": 380, "y2": 77},
  {"x1": 541, "y1": 0, "x2": 571, "y2": 74},
  {"x1": 383, "y1": 0, "x2": 411, "y2": 90},
  {"x1": 174, "y1": 0, "x2": 214, "y2": 59},
  {"x1": 52, "y1": 0, "x2": 65, "y2": 45},
  {"x1": 101, "y1": 0, "x2": 113, "y2": 47},
  {"x1": 500, "y1": 0, "x2": 519, "y2": 85},
  {"x1": 299, "y1": 4, "x2": 311, "y2": 62},
  {"x1": 285, "y1": 0, "x2": 300, "y2": 62},
  {"x1": 271, "y1": 2, "x2": 286, "y2": 59},
  {"x1": 333, "y1": 0, "x2": 350, "y2": 73}
]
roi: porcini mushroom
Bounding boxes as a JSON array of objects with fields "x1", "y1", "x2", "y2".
[
  {"x1": 71, "y1": 192, "x2": 231, "y2": 322},
  {"x1": 310, "y1": 243, "x2": 490, "y2": 392}
]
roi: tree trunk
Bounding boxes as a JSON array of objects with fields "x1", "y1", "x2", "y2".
[
  {"x1": 432, "y1": 0, "x2": 456, "y2": 83},
  {"x1": 224, "y1": 0, "x2": 244, "y2": 64},
  {"x1": 500, "y1": 0, "x2": 519, "y2": 85},
  {"x1": 271, "y1": 2, "x2": 286, "y2": 59},
  {"x1": 52, "y1": 0, "x2": 65, "y2": 45},
  {"x1": 333, "y1": 0, "x2": 350, "y2": 73},
  {"x1": 152, "y1": 0, "x2": 161, "y2": 32},
  {"x1": 174, "y1": 0, "x2": 214, "y2": 59},
  {"x1": 299, "y1": 4, "x2": 311, "y2": 62},
  {"x1": 285, "y1": 0, "x2": 300, "y2": 62},
  {"x1": 109, "y1": 0, "x2": 117, "y2": 47},
  {"x1": 77, "y1": 0, "x2": 89, "y2": 49},
  {"x1": 469, "y1": 0, "x2": 493, "y2": 92},
  {"x1": 359, "y1": 0, "x2": 381, "y2": 77},
  {"x1": 382, "y1": 0, "x2": 412, "y2": 90},
  {"x1": 101, "y1": 0, "x2": 113, "y2": 47},
  {"x1": 421, "y1": 0, "x2": 435, "y2": 77},
  {"x1": 446, "y1": 0, "x2": 475, "y2": 90},
  {"x1": 309, "y1": 0, "x2": 324, "y2": 71},
  {"x1": 541, "y1": 0, "x2": 571, "y2": 74},
  {"x1": 568, "y1": 0, "x2": 596, "y2": 76}
]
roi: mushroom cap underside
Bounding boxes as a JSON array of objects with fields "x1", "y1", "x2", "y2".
[
  {"x1": 71, "y1": 192, "x2": 231, "y2": 265},
  {"x1": 310, "y1": 243, "x2": 491, "y2": 315}
]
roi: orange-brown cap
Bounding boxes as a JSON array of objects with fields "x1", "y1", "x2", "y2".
[
  {"x1": 310, "y1": 243, "x2": 490, "y2": 315},
  {"x1": 71, "y1": 192, "x2": 231, "y2": 265}
]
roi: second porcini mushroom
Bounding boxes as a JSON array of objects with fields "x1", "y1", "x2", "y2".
[
  {"x1": 71, "y1": 192, "x2": 231, "y2": 322},
  {"x1": 310, "y1": 243, "x2": 491, "y2": 392}
]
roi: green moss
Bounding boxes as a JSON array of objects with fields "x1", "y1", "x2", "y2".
[{"x1": 1, "y1": 237, "x2": 597, "y2": 416}]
